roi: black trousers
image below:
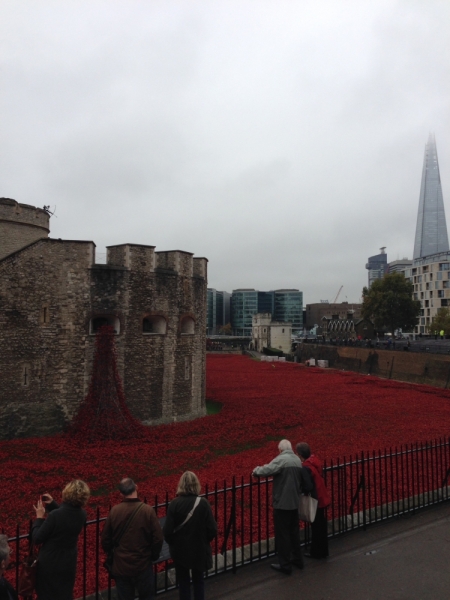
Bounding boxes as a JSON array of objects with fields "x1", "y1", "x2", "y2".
[
  {"x1": 310, "y1": 507, "x2": 329, "y2": 558},
  {"x1": 175, "y1": 565, "x2": 204, "y2": 600},
  {"x1": 273, "y1": 509, "x2": 303, "y2": 570}
]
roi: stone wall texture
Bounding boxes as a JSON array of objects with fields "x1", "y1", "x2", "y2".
[
  {"x1": 0, "y1": 204, "x2": 207, "y2": 439},
  {"x1": 297, "y1": 344, "x2": 450, "y2": 388}
]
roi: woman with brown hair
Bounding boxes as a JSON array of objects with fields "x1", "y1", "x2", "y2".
[
  {"x1": 32, "y1": 479, "x2": 90, "y2": 600},
  {"x1": 163, "y1": 471, "x2": 217, "y2": 600}
]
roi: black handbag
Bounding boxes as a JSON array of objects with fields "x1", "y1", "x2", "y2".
[{"x1": 103, "y1": 503, "x2": 144, "y2": 575}]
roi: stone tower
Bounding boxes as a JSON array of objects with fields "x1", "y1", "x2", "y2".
[
  {"x1": 0, "y1": 198, "x2": 50, "y2": 260},
  {"x1": 413, "y1": 134, "x2": 449, "y2": 259}
]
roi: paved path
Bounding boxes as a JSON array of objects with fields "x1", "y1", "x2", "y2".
[{"x1": 163, "y1": 502, "x2": 450, "y2": 600}]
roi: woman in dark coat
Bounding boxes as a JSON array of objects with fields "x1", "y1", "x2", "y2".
[
  {"x1": 163, "y1": 471, "x2": 217, "y2": 600},
  {"x1": 32, "y1": 479, "x2": 90, "y2": 600},
  {"x1": 296, "y1": 443, "x2": 330, "y2": 559}
]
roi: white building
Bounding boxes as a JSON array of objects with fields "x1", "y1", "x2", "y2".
[{"x1": 251, "y1": 313, "x2": 292, "y2": 354}]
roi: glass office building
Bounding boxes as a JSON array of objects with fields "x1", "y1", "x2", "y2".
[
  {"x1": 207, "y1": 289, "x2": 231, "y2": 335},
  {"x1": 273, "y1": 289, "x2": 303, "y2": 333},
  {"x1": 366, "y1": 248, "x2": 388, "y2": 287},
  {"x1": 231, "y1": 288, "x2": 302, "y2": 335},
  {"x1": 257, "y1": 291, "x2": 274, "y2": 314},
  {"x1": 414, "y1": 134, "x2": 449, "y2": 259},
  {"x1": 231, "y1": 289, "x2": 258, "y2": 336}
]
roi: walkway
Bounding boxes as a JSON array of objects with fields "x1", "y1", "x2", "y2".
[{"x1": 163, "y1": 502, "x2": 450, "y2": 600}]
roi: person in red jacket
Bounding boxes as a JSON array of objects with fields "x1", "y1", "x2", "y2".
[{"x1": 296, "y1": 443, "x2": 331, "y2": 559}]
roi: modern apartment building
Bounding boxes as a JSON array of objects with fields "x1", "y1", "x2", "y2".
[{"x1": 405, "y1": 255, "x2": 450, "y2": 333}]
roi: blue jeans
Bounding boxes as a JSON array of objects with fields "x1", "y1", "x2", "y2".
[
  {"x1": 175, "y1": 565, "x2": 204, "y2": 600},
  {"x1": 115, "y1": 566, "x2": 154, "y2": 600}
]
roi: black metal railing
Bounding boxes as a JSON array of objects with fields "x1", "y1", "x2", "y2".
[{"x1": 5, "y1": 437, "x2": 450, "y2": 598}]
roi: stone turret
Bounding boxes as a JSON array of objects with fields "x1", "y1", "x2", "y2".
[{"x1": 0, "y1": 198, "x2": 50, "y2": 260}]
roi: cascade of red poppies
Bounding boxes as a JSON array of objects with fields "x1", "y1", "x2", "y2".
[{"x1": 67, "y1": 325, "x2": 147, "y2": 441}]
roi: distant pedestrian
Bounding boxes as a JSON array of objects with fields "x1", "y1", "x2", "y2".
[
  {"x1": 440, "y1": 330, "x2": 445, "y2": 340},
  {"x1": 163, "y1": 472, "x2": 217, "y2": 600},
  {"x1": 296, "y1": 443, "x2": 330, "y2": 559},
  {"x1": 252, "y1": 440, "x2": 312, "y2": 574},
  {"x1": 101, "y1": 478, "x2": 163, "y2": 600}
]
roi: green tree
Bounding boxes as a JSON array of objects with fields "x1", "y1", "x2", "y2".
[
  {"x1": 218, "y1": 323, "x2": 232, "y2": 335},
  {"x1": 362, "y1": 273, "x2": 421, "y2": 334},
  {"x1": 428, "y1": 308, "x2": 450, "y2": 335}
]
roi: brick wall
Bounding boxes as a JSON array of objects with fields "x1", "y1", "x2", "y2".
[{"x1": 297, "y1": 344, "x2": 450, "y2": 387}]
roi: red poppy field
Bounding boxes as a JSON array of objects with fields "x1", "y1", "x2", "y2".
[{"x1": 2, "y1": 354, "x2": 450, "y2": 533}]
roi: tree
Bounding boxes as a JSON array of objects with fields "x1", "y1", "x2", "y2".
[
  {"x1": 362, "y1": 273, "x2": 421, "y2": 334},
  {"x1": 428, "y1": 308, "x2": 450, "y2": 335},
  {"x1": 218, "y1": 323, "x2": 232, "y2": 335}
]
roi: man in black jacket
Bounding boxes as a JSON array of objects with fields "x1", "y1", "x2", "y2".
[
  {"x1": 101, "y1": 478, "x2": 163, "y2": 600},
  {"x1": 0, "y1": 535, "x2": 17, "y2": 600}
]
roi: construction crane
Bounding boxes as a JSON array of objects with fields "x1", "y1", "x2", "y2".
[{"x1": 333, "y1": 285, "x2": 343, "y2": 303}]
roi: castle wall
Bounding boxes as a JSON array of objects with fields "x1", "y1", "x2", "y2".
[
  {"x1": 0, "y1": 234, "x2": 207, "y2": 439},
  {"x1": 0, "y1": 239, "x2": 95, "y2": 438}
]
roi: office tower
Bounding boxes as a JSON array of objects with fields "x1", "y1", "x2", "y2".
[
  {"x1": 388, "y1": 259, "x2": 412, "y2": 274},
  {"x1": 366, "y1": 247, "x2": 388, "y2": 287},
  {"x1": 207, "y1": 289, "x2": 231, "y2": 335},
  {"x1": 231, "y1": 289, "x2": 303, "y2": 335},
  {"x1": 231, "y1": 289, "x2": 258, "y2": 336},
  {"x1": 273, "y1": 289, "x2": 303, "y2": 333},
  {"x1": 413, "y1": 134, "x2": 449, "y2": 259},
  {"x1": 406, "y1": 134, "x2": 450, "y2": 333}
]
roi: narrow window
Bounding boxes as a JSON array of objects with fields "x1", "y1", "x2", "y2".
[
  {"x1": 21, "y1": 364, "x2": 31, "y2": 387},
  {"x1": 40, "y1": 304, "x2": 49, "y2": 325},
  {"x1": 180, "y1": 317, "x2": 195, "y2": 334},
  {"x1": 143, "y1": 316, "x2": 167, "y2": 334},
  {"x1": 184, "y1": 357, "x2": 190, "y2": 380}
]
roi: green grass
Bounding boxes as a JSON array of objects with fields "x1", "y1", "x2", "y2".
[{"x1": 206, "y1": 400, "x2": 223, "y2": 415}]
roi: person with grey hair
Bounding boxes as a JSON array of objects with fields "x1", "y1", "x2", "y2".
[
  {"x1": 252, "y1": 439, "x2": 312, "y2": 574},
  {"x1": 0, "y1": 535, "x2": 18, "y2": 600},
  {"x1": 163, "y1": 471, "x2": 217, "y2": 600},
  {"x1": 101, "y1": 478, "x2": 163, "y2": 600}
]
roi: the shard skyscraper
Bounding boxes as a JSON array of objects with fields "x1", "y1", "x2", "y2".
[{"x1": 413, "y1": 134, "x2": 449, "y2": 259}]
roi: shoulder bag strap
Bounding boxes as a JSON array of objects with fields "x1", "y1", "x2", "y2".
[
  {"x1": 114, "y1": 502, "x2": 145, "y2": 547},
  {"x1": 173, "y1": 496, "x2": 201, "y2": 533}
]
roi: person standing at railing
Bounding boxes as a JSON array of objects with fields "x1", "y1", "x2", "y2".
[
  {"x1": 32, "y1": 480, "x2": 90, "y2": 600},
  {"x1": 252, "y1": 439, "x2": 312, "y2": 575},
  {"x1": 296, "y1": 443, "x2": 330, "y2": 559},
  {"x1": 101, "y1": 478, "x2": 163, "y2": 600},
  {"x1": 163, "y1": 471, "x2": 217, "y2": 600},
  {"x1": 0, "y1": 535, "x2": 17, "y2": 600}
]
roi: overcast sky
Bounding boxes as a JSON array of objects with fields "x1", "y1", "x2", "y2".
[{"x1": 2, "y1": 1, "x2": 449, "y2": 304}]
